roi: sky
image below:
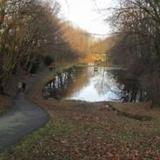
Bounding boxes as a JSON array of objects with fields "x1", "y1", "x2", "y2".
[{"x1": 57, "y1": 0, "x2": 118, "y2": 38}]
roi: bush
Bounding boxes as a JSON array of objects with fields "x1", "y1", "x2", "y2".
[
  {"x1": 30, "y1": 61, "x2": 40, "y2": 74},
  {"x1": 43, "y1": 56, "x2": 53, "y2": 66}
]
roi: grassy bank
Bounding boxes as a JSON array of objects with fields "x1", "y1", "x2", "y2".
[{"x1": 1, "y1": 65, "x2": 160, "y2": 159}]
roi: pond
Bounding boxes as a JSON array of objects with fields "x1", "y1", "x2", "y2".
[{"x1": 43, "y1": 66, "x2": 149, "y2": 102}]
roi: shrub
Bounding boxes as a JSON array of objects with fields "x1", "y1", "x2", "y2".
[{"x1": 43, "y1": 56, "x2": 53, "y2": 66}]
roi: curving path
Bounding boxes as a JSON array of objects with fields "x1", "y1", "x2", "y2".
[{"x1": 0, "y1": 92, "x2": 49, "y2": 152}]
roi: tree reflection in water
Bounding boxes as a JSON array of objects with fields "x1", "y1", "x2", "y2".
[
  {"x1": 109, "y1": 70, "x2": 149, "y2": 102},
  {"x1": 43, "y1": 66, "x2": 149, "y2": 102},
  {"x1": 42, "y1": 67, "x2": 89, "y2": 99}
]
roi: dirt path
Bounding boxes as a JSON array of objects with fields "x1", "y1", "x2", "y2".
[{"x1": 0, "y1": 91, "x2": 49, "y2": 152}]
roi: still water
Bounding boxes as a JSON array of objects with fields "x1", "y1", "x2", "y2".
[{"x1": 43, "y1": 66, "x2": 149, "y2": 102}]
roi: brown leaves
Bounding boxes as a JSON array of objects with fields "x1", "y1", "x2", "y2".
[{"x1": 3, "y1": 91, "x2": 160, "y2": 160}]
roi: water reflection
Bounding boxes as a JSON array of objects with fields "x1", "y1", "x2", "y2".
[
  {"x1": 42, "y1": 67, "x2": 89, "y2": 99},
  {"x1": 43, "y1": 66, "x2": 149, "y2": 102},
  {"x1": 110, "y1": 70, "x2": 149, "y2": 102}
]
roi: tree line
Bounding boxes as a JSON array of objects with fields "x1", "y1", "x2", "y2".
[
  {"x1": 108, "y1": 0, "x2": 160, "y2": 104},
  {"x1": 61, "y1": 22, "x2": 93, "y2": 59},
  {"x1": 0, "y1": 0, "x2": 84, "y2": 95}
]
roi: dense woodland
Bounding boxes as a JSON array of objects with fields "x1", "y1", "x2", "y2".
[
  {"x1": 61, "y1": 22, "x2": 93, "y2": 58},
  {"x1": 1, "y1": 0, "x2": 159, "y2": 105},
  {"x1": 109, "y1": 0, "x2": 160, "y2": 104},
  {"x1": 0, "y1": 0, "x2": 65, "y2": 94},
  {"x1": 0, "y1": 0, "x2": 98, "y2": 95},
  {"x1": 0, "y1": 0, "x2": 113, "y2": 96}
]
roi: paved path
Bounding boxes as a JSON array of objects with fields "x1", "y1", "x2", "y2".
[{"x1": 0, "y1": 93, "x2": 49, "y2": 151}]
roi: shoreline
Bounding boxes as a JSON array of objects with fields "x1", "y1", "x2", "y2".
[{"x1": 1, "y1": 65, "x2": 160, "y2": 159}]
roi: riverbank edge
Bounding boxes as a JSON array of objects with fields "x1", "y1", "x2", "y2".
[
  {"x1": 0, "y1": 63, "x2": 155, "y2": 129},
  {"x1": 29, "y1": 64, "x2": 154, "y2": 121},
  {"x1": 108, "y1": 102, "x2": 153, "y2": 121},
  {"x1": 0, "y1": 64, "x2": 160, "y2": 159}
]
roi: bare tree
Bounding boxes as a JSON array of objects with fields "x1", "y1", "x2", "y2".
[{"x1": 109, "y1": 0, "x2": 160, "y2": 103}]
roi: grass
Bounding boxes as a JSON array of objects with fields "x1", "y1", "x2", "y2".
[
  {"x1": 1, "y1": 99, "x2": 160, "y2": 159},
  {"x1": 1, "y1": 67, "x2": 160, "y2": 159}
]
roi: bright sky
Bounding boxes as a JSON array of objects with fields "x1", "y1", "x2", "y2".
[{"x1": 57, "y1": 0, "x2": 118, "y2": 38}]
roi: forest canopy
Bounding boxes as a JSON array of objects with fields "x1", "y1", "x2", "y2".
[
  {"x1": 0, "y1": 0, "x2": 83, "y2": 93},
  {"x1": 109, "y1": 0, "x2": 160, "y2": 103}
]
